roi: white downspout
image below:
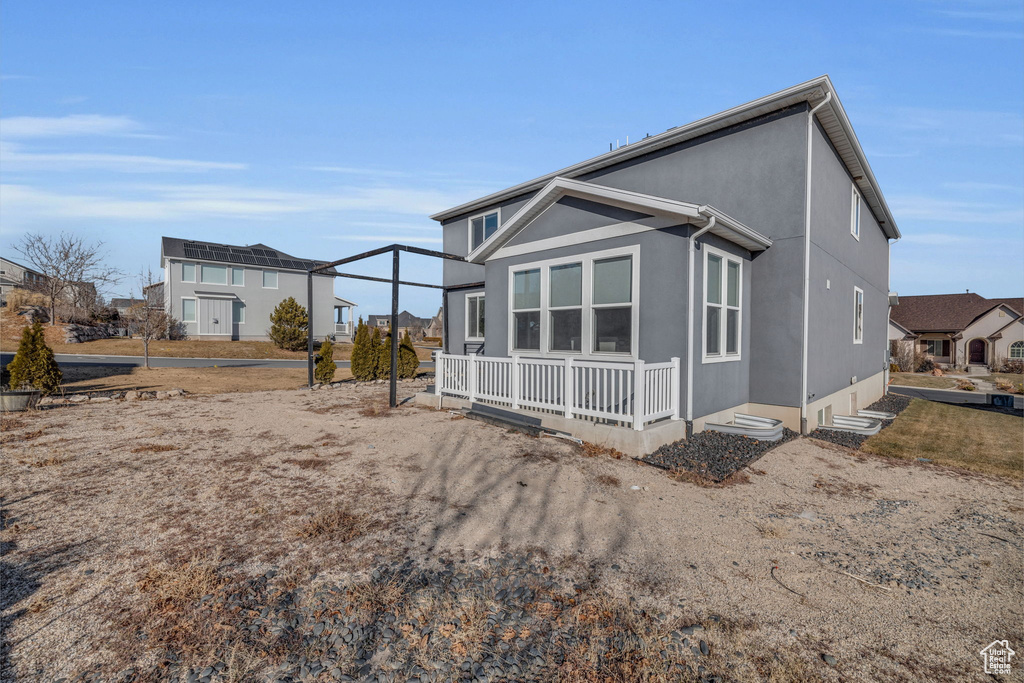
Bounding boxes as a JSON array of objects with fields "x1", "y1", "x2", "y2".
[
  {"x1": 686, "y1": 213, "x2": 716, "y2": 427},
  {"x1": 800, "y1": 92, "x2": 832, "y2": 434}
]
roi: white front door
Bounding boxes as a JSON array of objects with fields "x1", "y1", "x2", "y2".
[{"x1": 199, "y1": 298, "x2": 232, "y2": 335}]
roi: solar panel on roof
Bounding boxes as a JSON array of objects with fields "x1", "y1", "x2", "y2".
[
  {"x1": 255, "y1": 256, "x2": 271, "y2": 266},
  {"x1": 240, "y1": 255, "x2": 257, "y2": 265},
  {"x1": 228, "y1": 253, "x2": 243, "y2": 263}
]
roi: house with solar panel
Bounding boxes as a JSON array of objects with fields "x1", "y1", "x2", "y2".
[{"x1": 156, "y1": 237, "x2": 357, "y2": 341}]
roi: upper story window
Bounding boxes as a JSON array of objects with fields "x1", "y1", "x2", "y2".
[
  {"x1": 231, "y1": 267, "x2": 244, "y2": 286},
  {"x1": 853, "y1": 286, "x2": 864, "y2": 344},
  {"x1": 201, "y1": 264, "x2": 228, "y2": 285},
  {"x1": 466, "y1": 293, "x2": 485, "y2": 341},
  {"x1": 262, "y1": 270, "x2": 278, "y2": 288},
  {"x1": 851, "y1": 185, "x2": 861, "y2": 241},
  {"x1": 703, "y1": 246, "x2": 742, "y2": 362},
  {"x1": 470, "y1": 210, "x2": 499, "y2": 251},
  {"x1": 181, "y1": 262, "x2": 196, "y2": 283},
  {"x1": 509, "y1": 246, "x2": 638, "y2": 357}
]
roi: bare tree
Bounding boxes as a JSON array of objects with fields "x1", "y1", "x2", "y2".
[
  {"x1": 121, "y1": 267, "x2": 170, "y2": 369},
  {"x1": 14, "y1": 232, "x2": 121, "y2": 325}
]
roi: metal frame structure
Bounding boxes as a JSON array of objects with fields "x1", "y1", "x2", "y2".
[{"x1": 306, "y1": 244, "x2": 482, "y2": 407}]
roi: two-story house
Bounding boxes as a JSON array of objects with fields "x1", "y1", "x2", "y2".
[
  {"x1": 0, "y1": 256, "x2": 48, "y2": 306},
  {"x1": 159, "y1": 237, "x2": 357, "y2": 341},
  {"x1": 428, "y1": 76, "x2": 900, "y2": 452}
]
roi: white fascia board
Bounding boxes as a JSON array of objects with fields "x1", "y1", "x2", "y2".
[
  {"x1": 432, "y1": 75, "x2": 899, "y2": 240},
  {"x1": 469, "y1": 177, "x2": 770, "y2": 263}
]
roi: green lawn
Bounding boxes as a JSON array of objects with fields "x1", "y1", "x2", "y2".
[
  {"x1": 889, "y1": 372, "x2": 958, "y2": 389},
  {"x1": 861, "y1": 399, "x2": 1023, "y2": 479}
]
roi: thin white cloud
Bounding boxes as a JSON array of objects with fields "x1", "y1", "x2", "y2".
[
  {"x1": 889, "y1": 194, "x2": 1024, "y2": 224},
  {"x1": 1, "y1": 114, "x2": 146, "y2": 138},
  {"x1": 0, "y1": 182, "x2": 470, "y2": 223},
  {"x1": 302, "y1": 165, "x2": 410, "y2": 177},
  {"x1": 941, "y1": 180, "x2": 1024, "y2": 194},
  {"x1": 862, "y1": 106, "x2": 1024, "y2": 147},
  {"x1": 1, "y1": 144, "x2": 246, "y2": 173}
]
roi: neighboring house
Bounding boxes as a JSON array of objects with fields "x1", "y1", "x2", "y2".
[
  {"x1": 889, "y1": 293, "x2": 1024, "y2": 368},
  {"x1": 159, "y1": 237, "x2": 357, "y2": 341},
  {"x1": 0, "y1": 256, "x2": 48, "y2": 305},
  {"x1": 110, "y1": 297, "x2": 148, "y2": 316},
  {"x1": 431, "y1": 75, "x2": 899, "y2": 447},
  {"x1": 425, "y1": 307, "x2": 444, "y2": 339},
  {"x1": 366, "y1": 310, "x2": 431, "y2": 339}
]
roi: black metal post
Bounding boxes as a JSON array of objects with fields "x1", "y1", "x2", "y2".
[
  {"x1": 306, "y1": 270, "x2": 314, "y2": 388},
  {"x1": 390, "y1": 248, "x2": 400, "y2": 408}
]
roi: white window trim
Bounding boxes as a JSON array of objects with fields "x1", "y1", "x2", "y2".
[
  {"x1": 262, "y1": 269, "x2": 279, "y2": 289},
  {"x1": 702, "y1": 245, "x2": 743, "y2": 364},
  {"x1": 181, "y1": 261, "x2": 196, "y2": 283},
  {"x1": 1009, "y1": 341, "x2": 1024, "y2": 359},
  {"x1": 853, "y1": 286, "x2": 864, "y2": 344},
  {"x1": 468, "y1": 208, "x2": 501, "y2": 253},
  {"x1": 506, "y1": 245, "x2": 640, "y2": 360},
  {"x1": 181, "y1": 296, "x2": 197, "y2": 323},
  {"x1": 231, "y1": 267, "x2": 245, "y2": 287},
  {"x1": 850, "y1": 185, "x2": 861, "y2": 241},
  {"x1": 465, "y1": 292, "x2": 485, "y2": 342}
]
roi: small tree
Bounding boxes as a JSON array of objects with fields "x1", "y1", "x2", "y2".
[
  {"x1": 350, "y1": 318, "x2": 375, "y2": 381},
  {"x1": 268, "y1": 297, "x2": 308, "y2": 351},
  {"x1": 398, "y1": 330, "x2": 420, "y2": 378},
  {"x1": 14, "y1": 232, "x2": 121, "y2": 326},
  {"x1": 315, "y1": 336, "x2": 337, "y2": 384},
  {"x1": 122, "y1": 267, "x2": 171, "y2": 369},
  {"x1": 371, "y1": 326, "x2": 389, "y2": 379},
  {"x1": 6, "y1": 322, "x2": 63, "y2": 394}
]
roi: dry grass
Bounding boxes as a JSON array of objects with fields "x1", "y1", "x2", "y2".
[
  {"x1": 358, "y1": 400, "x2": 393, "y2": 418},
  {"x1": 61, "y1": 366, "x2": 349, "y2": 395},
  {"x1": 813, "y1": 475, "x2": 877, "y2": 498},
  {"x1": 1, "y1": 415, "x2": 27, "y2": 431},
  {"x1": 595, "y1": 474, "x2": 621, "y2": 487},
  {"x1": 751, "y1": 520, "x2": 787, "y2": 539},
  {"x1": 861, "y1": 398, "x2": 1023, "y2": 478},
  {"x1": 294, "y1": 506, "x2": 370, "y2": 540},
  {"x1": 281, "y1": 456, "x2": 328, "y2": 470},
  {"x1": 130, "y1": 443, "x2": 178, "y2": 454},
  {"x1": 579, "y1": 442, "x2": 625, "y2": 459},
  {"x1": 889, "y1": 372, "x2": 957, "y2": 389}
]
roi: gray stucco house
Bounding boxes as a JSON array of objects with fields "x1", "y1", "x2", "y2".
[
  {"x1": 159, "y1": 237, "x2": 357, "y2": 341},
  {"x1": 430, "y1": 76, "x2": 900, "y2": 450}
]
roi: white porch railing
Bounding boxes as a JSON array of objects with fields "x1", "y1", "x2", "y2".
[
  {"x1": 434, "y1": 352, "x2": 680, "y2": 431},
  {"x1": 335, "y1": 322, "x2": 353, "y2": 337}
]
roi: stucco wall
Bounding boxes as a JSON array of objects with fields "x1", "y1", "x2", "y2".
[
  {"x1": 806, "y1": 122, "x2": 891, "y2": 404},
  {"x1": 164, "y1": 259, "x2": 337, "y2": 340},
  {"x1": 956, "y1": 306, "x2": 1023, "y2": 366}
]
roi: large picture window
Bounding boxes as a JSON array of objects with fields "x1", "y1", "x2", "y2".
[
  {"x1": 470, "y1": 210, "x2": 499, "y2": 251},
  {"x1": 466, "y1": 293, "x2": 485, "y2": 341},
  {"x1": 703, "y1": 247, "x2": 742, "y2": 362},
  {"x1": 200, "y1": 264, "x2": 228, "y2": 285},
  {"x1": 508, "y1": 247, "x2": 638, "y2": 357}
]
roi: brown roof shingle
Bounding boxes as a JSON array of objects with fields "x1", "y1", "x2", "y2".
[{"x1": 891, "y1": 293, "x2": 1023, "y2": 333}]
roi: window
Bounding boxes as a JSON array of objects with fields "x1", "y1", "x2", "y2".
[
  {"x1": 508, "y1": 247, "x2": 638, "y2": 357},
  {"x1": 232, "y1": 300, "x2": 245, "y2": 324},
  {"x1": 181, "y1": 262, "x2": 196, "y2": 282},
  {"x1": 592, "y1": 256, "x2": 632, "y2": 353},
  {"x1": 851, "y1": 185, "x2": 861, "y2": 240},
  {"x1": 231, "y1": 267, "x2": 244, "y2": 286},
  {"x1": 703, "y1": 247, "x2": 742, "y2": 362},
  {"x1": 1010, "y1": 341, "x2": 1024, "y2": 359},
  {"x1": 512, "y1": 269, "x2": 541, "y2": 350},
  {"x1": 262, "y1": 270, "x2": 278, "y2": 288},
  {"x1": 466, "y1": 293, "x2": 485, "y2": 341},
  {"x1": 200, "y1": 264, "x2": 228, "y2": 285},
  {"x1": 470, "y1": 210, "x2": 499, "y2": 251},
  {"x1": 853, "y1": 286, "x2": 864, "y2": 344},
  {"x1": 550, "y1": 263, "x2": 582, "y2": 351},
  {"x1": 181, "y1": 298, "x2": 197, "y2": 323},
  {"x1": 925, "y1": 339, "x2": 949, "y2": 357}
]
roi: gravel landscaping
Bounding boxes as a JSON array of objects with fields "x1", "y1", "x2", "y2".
[
  {"x1": 808, "y1": 393, "x2": 913, "y2": 449},
  {"x1": 640, "y1": 429, "x2": 800, "y2": 481}
]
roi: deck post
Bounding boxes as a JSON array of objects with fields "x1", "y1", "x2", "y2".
[
  {"x1": 510, "y1": 354, "x2": 520, "y2": 409},
  {"x1": 563, "y1": 357, "x2": 573, "y2": 418},
  {"x1": 633, "y1": 359, "x2": 645, "y2": 431},
  {"x1": 389, "y1": 247, "x2": 399, "y2": 408},
  {"x1": 306, "y1": 270, "x2": 314, "y2": 388},
  {"x1": 468, "y1": 353, "x2": 478, "y2": 403},
  {"x1": 670, "y1": 357, "x2": 681, "y2": 420},
  {"x1": 434, "y1": 351, "x2": 444, "y2": 409}
]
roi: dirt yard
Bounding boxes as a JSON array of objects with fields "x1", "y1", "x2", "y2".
[{"x1": 1, "y1": 382, "x2": 1021, "y2": 682}]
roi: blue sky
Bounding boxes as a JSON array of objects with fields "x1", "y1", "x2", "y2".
[{"x1": 2, "y1": 0, "x2": 1022, "y2": 315}]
